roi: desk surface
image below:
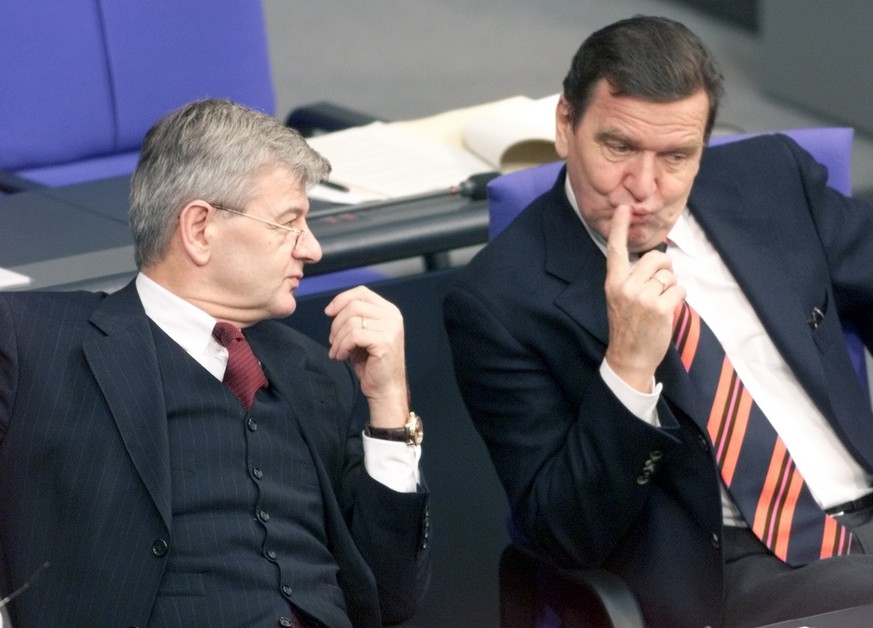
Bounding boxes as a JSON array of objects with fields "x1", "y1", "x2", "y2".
[{"x1": 0, "y1": 176, "x2": 487, "y2": 291}]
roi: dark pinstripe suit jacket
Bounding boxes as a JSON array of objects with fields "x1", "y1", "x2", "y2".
[{"x1": 0, "y1": 280, "x2": 429, "y2": 627}]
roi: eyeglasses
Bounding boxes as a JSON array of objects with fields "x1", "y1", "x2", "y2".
[{"x1": 211, "y1": 203, "x2": 307, "y2": 250}]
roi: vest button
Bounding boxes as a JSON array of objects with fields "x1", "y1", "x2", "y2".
[
  {"x1": 252, "y1": 467, "x2": 264, "y2": 480},
  {"x1": 258, "y1": 509, "x2": 270, "y2": 523},
  {"x1": 265, "y1": 549, "x2": 278, "y2": 560},
  {"x1": 247, "y1": 417, "x2": 258, "y2": 431},
  {"x1": 698, "y1": 434, "x2": 710, "y2": 451},
  {"x1": 279, "y1": 617, "x2": 293, "y2": 627},
  {"x1": 282, "y1": 584, "x2": 293, "y2": 596},
  {"x1": 151, "y1": 539, "x2": 168, "y2": 557}
]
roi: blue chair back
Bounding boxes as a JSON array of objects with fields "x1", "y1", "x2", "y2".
[
  {"x1": 0, "y1": 0, "x2": 274, "y2": 187},
  {"x1": 486, "y1": 127, "x2": 869, "y2": 392}
]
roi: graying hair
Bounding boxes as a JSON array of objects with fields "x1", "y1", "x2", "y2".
[{"x1": 129, "y1": 98, "x2": 331, "y2": 269}]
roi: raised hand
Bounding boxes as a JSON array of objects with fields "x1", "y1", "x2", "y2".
[
  {"x1": 324, "y1": 285, "x2": 409, "y2": 427},
  {"x1": 603, "y1": 205, "x2": 685, "y2": 392}
]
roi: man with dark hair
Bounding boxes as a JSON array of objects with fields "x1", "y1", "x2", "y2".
[
  {"x1": 445, "y1": 15, "x2": 873, "y2": 627},
  {"x1": 0, "y1": 99, "x2": 429, "y2": 627}
]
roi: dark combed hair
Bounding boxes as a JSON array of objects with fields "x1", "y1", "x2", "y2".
[{"x1": 562, "y1": 15, "x2": 724, "y2": 139}]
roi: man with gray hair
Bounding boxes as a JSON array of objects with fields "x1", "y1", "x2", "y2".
[{"x1": 0, "y1": 99, "x2": 429, "y2": 627}]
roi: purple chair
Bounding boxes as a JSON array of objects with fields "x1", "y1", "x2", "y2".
[
  {"x1": 487, "y1": 128, "x2": 867, "y2": 628},
  {"x1": 0, "y1": 0, "x2": 385, "y2": 293},
  {"x1": 0, "y1": 0, "x2": 275, "y2": 189}
]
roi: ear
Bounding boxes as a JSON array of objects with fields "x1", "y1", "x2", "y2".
[
  {"x1": 554, "y1": 95, "x2": 574, "y2": 159},
  {"x1": 178, "y1": 200, "x2": 214, "y2": 266}
]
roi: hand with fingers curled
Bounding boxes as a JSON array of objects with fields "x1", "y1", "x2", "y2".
[
  {"x1": 603, "y1": 205, "x2": 686, "y2": 393},
  {"x1": 324, "y1": 285, "x2": 410, "y2": 427}
]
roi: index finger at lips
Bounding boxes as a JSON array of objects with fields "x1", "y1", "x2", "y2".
[{"x1": 606, "y1": 205, "x2": 632, "y2": 277}]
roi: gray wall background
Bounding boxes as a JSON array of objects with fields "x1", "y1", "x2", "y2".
[{"x1": 262, "y1": 0, "x2": 873, "y2": 198}]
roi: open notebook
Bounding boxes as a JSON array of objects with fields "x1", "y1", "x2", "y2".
[{"x1": 307, "y1": 94, "x2": 559, "y2": 203}]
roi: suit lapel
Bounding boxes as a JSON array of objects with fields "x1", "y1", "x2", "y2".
[
  {"x1": 541, "y1": 172, "x2": 718, "y2": 424},
  {"x1": 687, "y1": 168, "x2": 833, "y2": 411},
  {"x1": 541, "y1": 177, "x2": 610, "y2": 345},
  {"x1": 83, "y1": 281, "x2": 172, "y2": 530}
]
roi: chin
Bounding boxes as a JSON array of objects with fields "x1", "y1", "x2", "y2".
[{"x1": 263, "y1": 298, "x2": 297, "y2": 321}]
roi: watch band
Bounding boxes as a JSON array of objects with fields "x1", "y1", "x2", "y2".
[{"x1": 364, "y1": 412, "x2": 423, "y2": 446}]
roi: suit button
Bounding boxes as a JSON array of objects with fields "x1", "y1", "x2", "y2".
[
  {"x1": 151, "y1": 539, "x2": 168, "y2": 557},
  {"x1": 710, "y1": 532, "x2": 720, "y2": 549},
  {"x1": 698, "y1": 434, "x2": 710, "y2": 451}
]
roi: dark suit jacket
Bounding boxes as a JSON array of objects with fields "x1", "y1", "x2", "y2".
[
  {"x1": 444, "y1": 134, "x2": 873, "y2": 627},
  {"x1": 0, "y1": 281, "x2": 429, "y2": 627}
]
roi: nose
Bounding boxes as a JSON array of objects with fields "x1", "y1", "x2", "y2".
[
  {"x1": 623, "y1": 152, "x2": 658, "y2": 201},
  {"x1": 294, "y1": 230, "x2": 323, "y2": 264}
]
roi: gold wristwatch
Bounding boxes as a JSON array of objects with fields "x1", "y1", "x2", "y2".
[{"x1": 364, "y1": 412, "x2": 423, "y2": 446}]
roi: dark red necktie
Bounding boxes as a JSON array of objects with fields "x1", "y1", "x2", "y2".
[
  {"x1": 672, "y1": 301, "x2": 852, "y2": 565},
  {"x1": 212, "y1": 322, "x2": 268, "y2": 411}
]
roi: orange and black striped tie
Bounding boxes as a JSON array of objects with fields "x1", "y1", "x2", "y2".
[{"x1": 672, "y1": 300, "x2": 852, "y2": 565}]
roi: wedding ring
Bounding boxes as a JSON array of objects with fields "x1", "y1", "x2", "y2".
[{"x1": 361, "y1": 317, "x2": 367, "y2": 330}]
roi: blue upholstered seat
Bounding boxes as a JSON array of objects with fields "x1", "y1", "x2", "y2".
[{"x1": 0, "y1": 0, "x2": 274, "y2": 188}]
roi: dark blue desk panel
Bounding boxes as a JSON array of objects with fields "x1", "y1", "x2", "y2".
[
  {"x1": 760, "y1": 603, "x2": 873, "y2": 627},
  {"x1": 1, "y1": 176, "x2": 488, "y2": 291},
  {"x1": 0, "y1": 178, "x2": 135, "y2": 290}
]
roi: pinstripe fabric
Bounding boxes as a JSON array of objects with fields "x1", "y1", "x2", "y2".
[
  {"x1": 0, "y1": 282, "x2": 428, "y2": 627},
  {"x1": 0, "y1": 289, "x2": 171, "y2": 625},
  {"x1": 673, "y1": 301, "x2": 853, "y2": 565},
  {"x1": 149, "y1": 325, "x2": 317, "y2": 627}
]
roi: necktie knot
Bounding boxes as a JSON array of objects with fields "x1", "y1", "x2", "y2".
[{"x1": 212, "y1": 322, "x2": 268, "y2": 411}]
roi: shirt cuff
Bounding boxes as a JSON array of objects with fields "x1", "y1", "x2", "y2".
[
  {"x1": 362, "y1": 433, "x2": 422, "y2": 493},
  {"x1": 600, "y1": 359, "x2": 662, "y2": 426}
]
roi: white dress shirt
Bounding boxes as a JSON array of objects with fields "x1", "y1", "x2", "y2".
[
  {"x1": 135, "y1": 273, "x2": 421, "y2": 493},
  {"x1": 564, "y1": 180, "x2": 872, "y2": 524}
]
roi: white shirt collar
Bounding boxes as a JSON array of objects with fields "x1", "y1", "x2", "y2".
[{"x1": 135, "y1": 272, "x2": 226, "y2": 378}]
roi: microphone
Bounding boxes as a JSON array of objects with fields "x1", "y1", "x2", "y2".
[
  {"x1": 310, "y1": 171, "x2": 501, "y2": 219},
  {"x1": 451, "y1": 171, "x2": 500, "y2": 200}
]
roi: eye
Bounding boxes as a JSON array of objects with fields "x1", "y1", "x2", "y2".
[
  {"x1": 660, "y1": 151, "x2": 695, "y2": 170},
  {"x1": 600, "y1": 140, "x2": 634, "y2": 162}
]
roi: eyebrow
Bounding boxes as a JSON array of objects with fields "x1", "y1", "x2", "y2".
[
  {"x1": 596, "y1": 130, "x2": 702, "y2": 154},
  {"x1": 274, "y1": 205, "x2": 307, "y2": 221}
]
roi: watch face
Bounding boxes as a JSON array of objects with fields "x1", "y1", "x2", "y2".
[{"x1": 407, "y1": 413, "x2": 423, "y2": 445}]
